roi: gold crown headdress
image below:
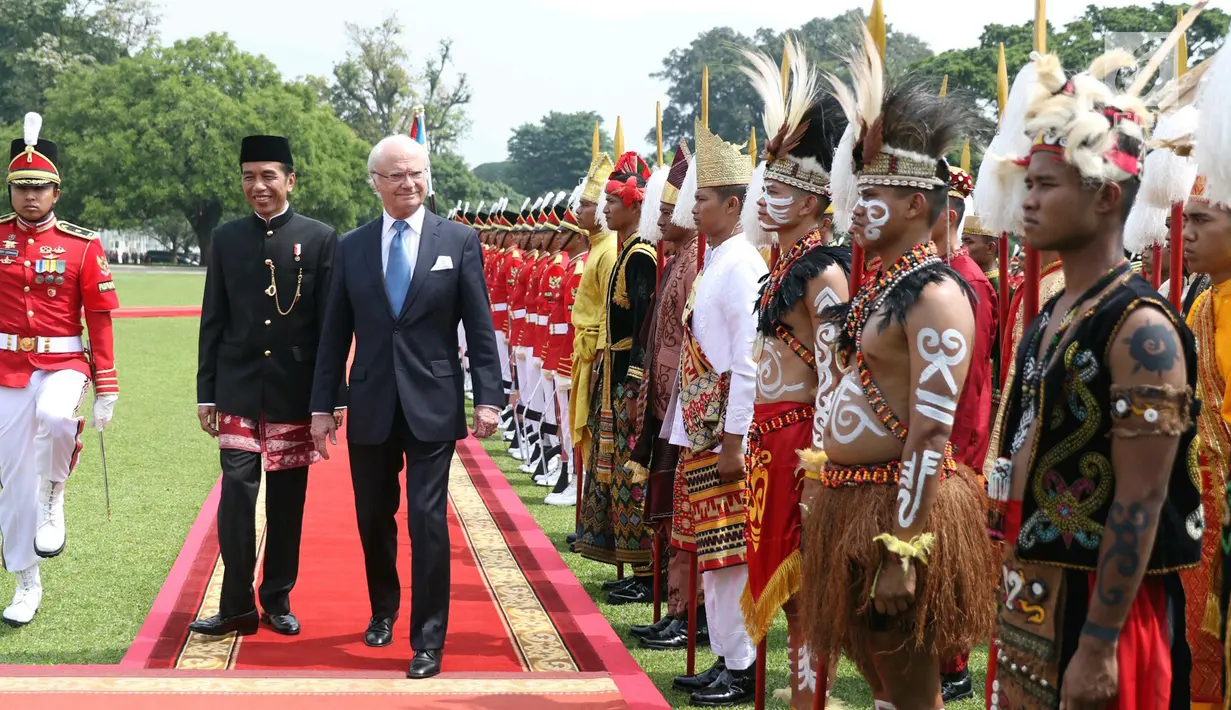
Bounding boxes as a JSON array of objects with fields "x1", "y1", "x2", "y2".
[
  {"x1": 580, "y1": 152, "x2": 615, "y2": 205},
  {"x1": 695, "y1": 120, "x2": 752, "y2": 189}
]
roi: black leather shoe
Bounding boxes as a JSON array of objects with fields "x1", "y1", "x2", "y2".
[
  {"x1": 260, "y1": 612, "x2": 301, "y2": 636},
  {"x1": 641, "y1": 613, "x2": 710, "y2": 650},
  {"x1": 566, "y1": 532, "x2": 578, "y2": 545},
  {"x1": 941, "y1": 669, "x2": 974, "y2": 703},
  {"x1": 691, "y1": 667, "x2": 755, "y2": 707},
  {"x1": 673, "y1": 657, "x2": 726, "y2": 692},
  {"x1": 407, "y1": 649, "x2": 442, "y2": 679},
  {"x1": 602, "y1": 576, "x2": 637, "y2": 591},
  {"x1": 364, "y1": 615, "x2": 396, "y2": 647},
  {"x1": 608, "y1": 578, "x2": 652, "y2": 605},
  {"x1": 630, "y1": 614, "x2": 674, "y2": 639},
  {"x1": 188, "y1": 609, "x2": 258, "y2": 636}
]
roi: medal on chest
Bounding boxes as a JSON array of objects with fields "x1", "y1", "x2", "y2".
[{"x1": 294, "y1": 243, "x2": 301, "y2": 262}]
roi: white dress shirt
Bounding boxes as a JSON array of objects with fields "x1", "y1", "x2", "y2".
[
  {"x1": 381, "y1": 205, "x2": 425, "y2": 275},
  {"x1": 669, "y1": 232, "x2": 767, "y2": 451}
]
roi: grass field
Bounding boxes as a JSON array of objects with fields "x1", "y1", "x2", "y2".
[{"x1": 0, "y1": 270, "x2": 987, "y2": 708}]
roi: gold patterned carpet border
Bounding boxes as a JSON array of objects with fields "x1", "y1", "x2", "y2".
[
  {"x1": 0, "y1": 676, "x2": 617, "y2": 696},
  {"x1": 174, "y1": 456, "x2": 576, "y2": 673}
]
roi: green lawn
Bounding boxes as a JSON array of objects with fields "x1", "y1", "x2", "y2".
[
  {"x1": 112, "y1": 270, "x2": 205, "y2": 307},
  {"x1": 0, "y1": 318, "x2": 219, "y2": 664},
  {"x1": 472, "y1": 425, "x2": 989, "y2": 710}
]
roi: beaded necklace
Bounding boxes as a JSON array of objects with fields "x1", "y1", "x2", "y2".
[{"x1": 757, "y1": 228, "x2": 828, "y2": 314}]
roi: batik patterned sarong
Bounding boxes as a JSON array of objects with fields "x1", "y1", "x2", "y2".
[{"x1": 217, "y1": 412, "x2": 320, "y2": 471}]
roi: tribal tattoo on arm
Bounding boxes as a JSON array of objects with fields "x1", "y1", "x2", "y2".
[
  {"x1": 810, "y1": 278, "x2": 845, "y2": 448},
  {"x1": 1085, "y1": 308, "x2": 1188, "y2": 644}
]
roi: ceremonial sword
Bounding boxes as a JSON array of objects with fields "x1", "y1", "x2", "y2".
[{"x1": 86, "y1": 344, "x2": 112, "y2": 521}]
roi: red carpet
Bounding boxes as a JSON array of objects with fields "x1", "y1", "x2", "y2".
[
  {"x1": 114, "y1": 429, "x2": 667, "y2": 709},
  {"x1": 114, "y1": 305, "x2": 201, "y2": 318}
]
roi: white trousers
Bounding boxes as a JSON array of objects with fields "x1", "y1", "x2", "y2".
[
  {"x1": 524, "y1": 355, "x2": 543, "y2": 416},
  {"x1": 554, "y1": 376, "x2": 573, "y2": 463},
  {"x1": 0, "y1": 369, "x2": 88, "y2": 572},
  {"x1": 703, "y1": 565, "x2": 757, "y2": 671},
  {"x1": 514, "y1": 348, "x2": 531, "y2": 404},
  {"x1": 539, "y1": 371, "x2": 557, "y2": 445},
  {"x1": 495, "y1": 331, "x2": 512, "y2": 392}
]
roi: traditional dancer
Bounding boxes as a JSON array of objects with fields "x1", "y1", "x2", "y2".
[
  {"x1": 667, "y1": 120, "x2": 765, "y2": 706},
  {"x1": 738, "y1": 41, "x2": 851, "y2": 710},
  {"x1": 0, "y1": 113, "x2": 119, "y2": 626},
  {"x1": 798, "y1": 28, "x2": 995, "y2": 708},
  {"x1": 543, "y1": 190, "x2": 591, "y2": 505},
  {"x1": 576, "y1": 152, "x2": 658, "y2": 604},
  {"x1": 566, "y1": 153, "x2": 617, "y2": 548},
  {"x1": 627, "y1": 140, "x2": 706, "y2": 636},
  {"x1": 984, "y1": 47, "x2": 1203, "y2": 709}
]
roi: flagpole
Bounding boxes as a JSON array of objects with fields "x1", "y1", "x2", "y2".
[{"x1": 410, "y1": 105, "x2": 438, "y2": 214}]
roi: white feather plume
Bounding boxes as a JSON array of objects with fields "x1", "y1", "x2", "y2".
[
  {"x1": 520, "y1": 197, "x2": 531, "y2": 212},
  {"x1": 597, "y1": 185, "x2": 610, "y2": 232},
  {"x1": 531, "y1": 195, "x2": 544, "y2": 211},
  {"x1": 1141, "y1": 106, "x2": 1199, "y2": 211},
  {"x1": 671, "y1": 157, "x2": 698, "y2": 229},
  {"x1": 1197, "y1": 30, "x2": 1231, "y2": 206},
  {"x1": 552, "y1": 191, "x2": 568, "y2": 208},
  {"x1": 476, "y1": 200, "x2": 486, "y2": 215},
  {"x1": 568, "y1": 181, "x2": 585, "y2": 214},
  {"x1": 829, "y1": 123, "x2": 859, "y2": 233},
  {"x1": 23, "y1": 112, "x2": 41, "y2": 147},
  {"x1": 741, "y1": 162, "x2": 774, "y2": 248},
  {"x1": 973, "y1": 60, "x2": 1040, "y2": 236},
  {"x1": 1124, "y1": 201, "x2": 1170, "y2": 253},
  {"x1": 639, "y1": 165, "x2": 669, "y2": 244},
  {"x1": 740, "y1": 35, "x2": 819, "y2": 157}
]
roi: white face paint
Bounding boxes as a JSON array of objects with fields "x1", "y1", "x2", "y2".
[
  {"x1": 763, "y1": 189, "x2": 795, "y2": 225},
  {"x1": 857, "y1": 196, "x2": 891, "y2": 243},
  {"x1": 896, "y1": 448, "x2": 942, "y2": 529},
  {"x1": 828, "y1": 370, "x2": 887, "y2": 444}
]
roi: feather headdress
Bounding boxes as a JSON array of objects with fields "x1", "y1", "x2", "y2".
[
  {"x1": 1126, "y1": 106, "x2": 1199, "y2": 251},
  {"x1": 1195, "y1": 23, "x2": 1231, "y2": 207},
  {"x1": 671, "y1": 156, "x2": 699, "y2": 229},
  {"x1": 640, "y1": 165, "x2": 669, "y2": 244},
  {"x1": 974, "y1": 61, "x2": 1041, "y2": 236}
]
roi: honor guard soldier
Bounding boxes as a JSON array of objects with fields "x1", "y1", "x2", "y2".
[
  {"x1": 194, "y1": 135, "x2": 342, "y2": 637},
  {"x1": 0, "y1": 112, "x2": 120, "y2": 626}
]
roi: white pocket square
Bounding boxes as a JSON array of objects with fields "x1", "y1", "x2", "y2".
[{"x1": 430, "y1": 255, "x2": 454, "y2": 271}]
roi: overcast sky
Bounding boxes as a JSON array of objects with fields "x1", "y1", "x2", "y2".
[{"x1": 156, "y1": 0, "x2": 1228, "y2": 166}]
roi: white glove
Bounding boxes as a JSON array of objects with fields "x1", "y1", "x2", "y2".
[{"x1": 92, "y1": 394, "x2": 118, "y2": 431}]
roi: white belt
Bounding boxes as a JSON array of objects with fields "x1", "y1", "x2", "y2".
[
  {"x1": 533, "y1": 315, "x2": 546, "y2": 326},
  {"x1": 493, "y1": 303, "x2": 508, "y2": 312},
  {"x1": 550, "y1": 324, "x2": 569, "y2": 335},
  {"x1": 512, "y1": 309, "x2": 527, "y2": 319},
  {"x1": 0, "y1": 333, "x2": 84, "y2": 354}
]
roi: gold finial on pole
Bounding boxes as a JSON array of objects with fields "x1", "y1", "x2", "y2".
[
  {"x1": 997, "y1": 43, "x2": 1009, "y2": 124},
  {"x1": 656, "y1": 102, "x2": 664, "y2": 167},
  {"x1": 869, "y1": 0, "x2": 887, "y2": 61},
  {"x1": 1034, "y1": 0, "x2": 1047, "y2": 54},
  {"x1": 1177, "y1": 8, "x2": 1189, "y2": 79},
  {"x1": 780, "y1": 43, "x2": 791, "y2": 97},
  {"x1": 614, "y1": 116, "x2": 624, "y2": 156},
  {"x1": 701, "y1": 66, "x2": 710, "y2": 129},
  {"x1": 591, "y1": 121, "x2": 600, "y2": 161},
  {"x1": 939, "y1": 75, "x2": 949, "y2": 98},
  {"x1": 960, "y1": 138, "x2": 971, "y2": 173},
  {"x1": 750, "y1": 126, "x2": 758, "y2": 167}
]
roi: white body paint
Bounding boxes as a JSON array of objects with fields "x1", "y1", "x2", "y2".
[
  {"x1": 812, "y1": 286, "x2": 842, "y2": 448},
  {"x1": 896, "y1": 448, "x2": 942, "y2": 528},
  {"x1": 914, "y1": 327, "x2": 967, "y2": 425},
  {"x1": 758, "y1": 345, "x2": 806, "y2": 399},
  {"x1": 829, "y1": 370, "x2": 887, "y2": 444},
  {"x1": 914, "y1": 388, "x2": 957, "y2": 425},
  {"x1": 857, "y1": 197, "x2": 890, "y2": 242}
]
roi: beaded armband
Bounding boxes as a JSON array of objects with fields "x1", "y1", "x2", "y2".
[{"x1": 1109, "y1": 384, "x2": 1193, "y2": 438}]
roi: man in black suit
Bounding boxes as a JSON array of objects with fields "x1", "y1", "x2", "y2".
[
  {"x1": 310, "y1": 134, "x2": 502, "y2": 680},
  {"x1": 194, "y1": 135, "x2": 342, "y2": 637}
]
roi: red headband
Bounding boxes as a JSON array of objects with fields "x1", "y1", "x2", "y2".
[{"x1": 605, "y1": 176, "x2": 646, "y2": 207}]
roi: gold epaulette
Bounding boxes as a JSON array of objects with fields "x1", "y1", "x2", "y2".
[
  {"x1": 56, "y1": 221, "x2": 98, "y2": 240},
  {"x1": 0, "y1": 213, "x2": 14, "y2": 224}
]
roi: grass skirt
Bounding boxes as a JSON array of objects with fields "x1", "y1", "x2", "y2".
[{"x1": 799, "y1": 465, "x2": 996, "y2": 675}]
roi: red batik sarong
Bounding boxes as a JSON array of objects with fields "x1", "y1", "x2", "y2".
[{"x1": 218, "y1": 413, "x2": 321, "y2": 471}]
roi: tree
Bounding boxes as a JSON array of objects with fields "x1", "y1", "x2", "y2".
[
  {"x1": 0, "y1": 0, "x2": 159, "y2": 123},
  {"x1": 650, "y1": 11, "x2": 933, "y2": 146},
  {"x1": 420, "y1": 39, "x2": 471, "y2": 153},
  {"x1": 473, "y1": 161, "x2": 516, "y2": 185},
  {"x1": 506, "y1": 112, "x2": 613, "y2": 198},
  {"x1": 43, "y1": 34, "x2": 375, "y2": 264},
  {"x1": 430, "y1": 151, "x2": 523, "y2": 212},
  {"x1": 328, "y1": 16, "x2": 415, "y2": 145},
  {"x1": 914, "y1": 3, "x2": 1229, "y2": 118}
]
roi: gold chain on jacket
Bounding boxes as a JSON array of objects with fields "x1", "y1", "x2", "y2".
[{"x1": 264, "y1": 258, "x2": 302, "y2": 316}]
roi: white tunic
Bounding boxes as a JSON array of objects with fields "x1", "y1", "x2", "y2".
[{"x1": 668, "y1": 232, "x2": 768, "y2": 451}]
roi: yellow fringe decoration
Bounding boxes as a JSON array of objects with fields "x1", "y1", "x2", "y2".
[
  {"x1": 796, "y1": 448, "x2": 827, "y2": 479},
  {"x1": 873, "y1": 532, "x2": 937, "y2": 572},
  {"x1": 625, "y1": 460, "x2": 651, "y2": 484},
  {"x1": 1203, "y1": 591, "x2": 1223, "y2": 637},
  {"x1": 613, "y1": 241, "x2": 656, "y2": 309},
  {"x1": 740, "y1": 549, "x2": 802, "y2": 644}
]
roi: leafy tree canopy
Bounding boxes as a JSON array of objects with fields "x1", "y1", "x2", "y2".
[{"x1": 506, "y1": 111, "x2": 613, "y2": 199}]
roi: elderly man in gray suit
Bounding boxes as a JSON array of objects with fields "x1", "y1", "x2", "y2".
[{"x1": 310, "y1": 135, "x2": 502, "y2": 679}]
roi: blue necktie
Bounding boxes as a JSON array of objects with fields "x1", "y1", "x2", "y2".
[{"x1": 386, "y1": 220, "x2": 412, "y2": 315}]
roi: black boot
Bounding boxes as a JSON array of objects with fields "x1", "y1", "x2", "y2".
[
  {"x1": 941, "y1": 669, "x2": 974, "y2": 702},
  {"x1": 691, "y1": 666, "x2": 755, "y2": 707},
  {"x1": 629, "y1": 614, "x2": 674, "y2": 640},
  {"x1": 673, "y1": 656, "x2": 725, "y2": 692}
]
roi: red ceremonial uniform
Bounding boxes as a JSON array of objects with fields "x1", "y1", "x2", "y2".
[
  {"x1": 948, "y1": 249, "x2": 996, "y2": 470},
  {"x1": 546, "y1": 252, "x2": 587, "y2": 379},
  {"x1": 492, "y1": 246, "x2": 515, "y2": 335},
  {"x1": 501, "y1": 247, "x2": 524, "y2": 341},
  {"x1": 536, "y1": 252, "x2": 567, "y2": 363},
  {"x1": 525, "y1": 252, "x2": 551, "y2": 355},
  {"x1": 0, "y1": 214, "x2": 119, "y2": 394},
  {"x1": 509, "y1": 250, "x2": 537, "y2": 349}
]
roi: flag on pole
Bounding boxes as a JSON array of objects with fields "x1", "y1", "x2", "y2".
[{"x1": 409, "y1": 106, "x2": 437, "y2": 212}]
